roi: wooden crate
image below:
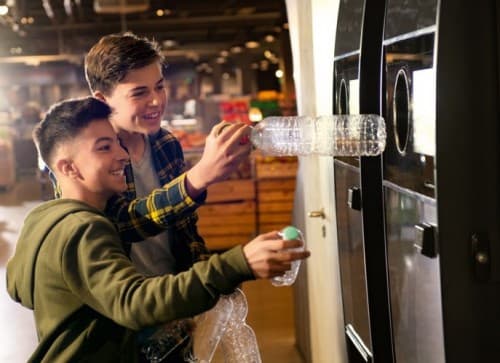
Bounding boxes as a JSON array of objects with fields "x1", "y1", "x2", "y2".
[
  {"x1": 205, "y1": 179, "x2": 255, "y2": 203},
  {"x1": 256, "y1": 177, "x2": 296, "y2": 234},
  {"x1": 253, "y1": 152, "x2": 298, "y2": 180},
  {"x1": 199, "y1": 181, "x2": 257, "y2": 251}
]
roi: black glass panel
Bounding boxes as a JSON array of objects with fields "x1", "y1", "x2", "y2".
[
  {"x1": 334, "y1": 54, "x2": 361, "y2": 168},
  {"x1": 384, "y1": 0, "x2": 438, "y2": 40},
  {"x1": 384, "y1": 184, "x2": 445, "y2": 363},
  {"x1": 335, "y1": 160, "x2": 371, "y2": 351},
  {"x1": 384, "y1": 32, "x2": 435, "y2": 197},
  {"x1": 335, "y1": 0, "x2": 366, "y2": 56}
]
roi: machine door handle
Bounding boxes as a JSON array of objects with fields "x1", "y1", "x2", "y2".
[
  {"x1": 348, "y1": 187, "x2": 362, "y2": 211},
  {"x1": 414, "y1": 223, "x2": 438, "y2": 258},
  {"x1": 308, "y1": 209, "x2": 325, "y2": 219}
]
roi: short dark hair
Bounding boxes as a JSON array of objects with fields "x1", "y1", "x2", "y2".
[
  {"x1": 84, "y1": 32, "x2": 165, "y2": 95},
  {"x1": 33, "y1": 97, "x2": 112, "y2": 169}
]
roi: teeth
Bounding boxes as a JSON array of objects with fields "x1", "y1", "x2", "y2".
[
  {"x1": 144, "y1": 112, "x2": 160, "y2": 119},
  {"x1": 111, "y1": 170, "x2": 124, "y2": 176}
]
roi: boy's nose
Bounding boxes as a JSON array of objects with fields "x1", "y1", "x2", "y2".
[
  {"x1": 117, "y1": 145, "x2": 130, "y2": 162},
  {"x1": 149, "y1": 97, "x2": 159, "y2": 106}
]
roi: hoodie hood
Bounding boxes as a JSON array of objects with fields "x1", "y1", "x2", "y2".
[{"x1": 6, "y1": 199, "x2": 98, "y2": 309}]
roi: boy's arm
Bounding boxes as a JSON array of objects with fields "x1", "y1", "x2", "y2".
[
  {"x1": 64, "y1": 217, "x2": 308, "y2": 331},
  {"x1": 64, "y1": 217, "x2": 254, "y2": 330},
  {"x1": 105, "y1": 172, "x2": 207, "y2": 242}
]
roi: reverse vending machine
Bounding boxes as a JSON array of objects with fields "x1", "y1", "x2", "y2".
[{"x1": 334, "y1": 0, "x2": 500, "y2": 362}]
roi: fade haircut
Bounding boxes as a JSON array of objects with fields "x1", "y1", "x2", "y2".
[
  {"x1": 33, "y1": 97, "x2": 112, "y2": 169},
  {"x1": 84, "y1": 32, "x2": 165, "y2": 95}
]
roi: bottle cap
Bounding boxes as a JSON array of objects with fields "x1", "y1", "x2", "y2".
[{"x1": 281, "y1": 226, "x2": 300, "y2": 240}]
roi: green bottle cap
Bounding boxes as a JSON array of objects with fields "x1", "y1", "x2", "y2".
[{"x1": 281, "y1": 226, "x2": 300, "y2": 240}]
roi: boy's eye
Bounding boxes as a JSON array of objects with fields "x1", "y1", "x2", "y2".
[
  {"x1": 132, "y1": 90, "x2": 147, "y2": 97},
  {"x1": 97, "y1": 144, "x2": 111, "y2": 151}
]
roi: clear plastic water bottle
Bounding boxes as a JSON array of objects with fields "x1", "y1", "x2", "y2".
[
  {"x1": 220, "y1": 289, "x2": 262, "y2": 363},
  {"x1": 190, "y1": 294, "x2": 234, "y2": 363},
  {"x1": 250, "y1": 114, "x2": 386, "y2": 156},
  {"x1": 271, "y1": 226, "x2": 305, "y2": 287}
]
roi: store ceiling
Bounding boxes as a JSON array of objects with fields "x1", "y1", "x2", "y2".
[{"x1": 0, "y1": 0, "x2": 287, "y2": 66}]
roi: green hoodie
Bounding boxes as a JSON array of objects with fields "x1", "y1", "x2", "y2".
[{"x1": 7, "y1": 199, "x2": 254, "y2": 362}]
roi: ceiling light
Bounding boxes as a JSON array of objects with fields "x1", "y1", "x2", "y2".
[
  {"x1": 162, "y1": 39, "x2": 177, "y2": 48},
  {"x1": 245, "y1": 41, "x2": 260, "y2": 49},
  {"x1": 230, "y1": 45, "x2": 243, "y2": 54},
  {"x1": 156, "y1": 9, "x2": 164, "y2": 16},
  {"x1": 248, "y1": 107, "x2": 263, "y2": 122},
  {"x1": 0, "y1": 5, "x2": 8, "y2": 16},
  {"x1": 220, "y1": 50, "x2": 229, "y2": 57},
  {"x1": 264, "y1": 50, "x2": 274, "y2": 59},
  {"x1": 264, "y1": 35, "x2": 275, "y2": 43}
]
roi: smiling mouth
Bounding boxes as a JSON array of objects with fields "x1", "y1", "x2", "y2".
[
  {"x1": 143, "y1": 111, "x2": 160, "y2": 120},
  {"x1": 110, "y1": 169, "x2": 125, "y2": 176}
]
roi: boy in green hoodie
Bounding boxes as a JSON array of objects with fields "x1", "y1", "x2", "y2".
[{"x1": 6, "y1": 96, "x2": 309, "y2": 363}]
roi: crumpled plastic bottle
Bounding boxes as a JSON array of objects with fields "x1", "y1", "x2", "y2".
[
  {"x1": 220, "y1": 289, "x2": 262, "y2": 363},
  {"x1": 271, "y1": 226, "x2": 306, "y2": 287}
]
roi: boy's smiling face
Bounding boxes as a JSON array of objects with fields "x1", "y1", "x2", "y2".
[
  {"x1": 68, "y1": 119, "x2": 129, "y2": 199},
  {"x1": 100, "y1": 61, "x2": 167, "y2": 136}
]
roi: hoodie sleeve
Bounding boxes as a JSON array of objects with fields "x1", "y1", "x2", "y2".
[{"x1": 61, "y1": 212, "x2": 253, "y2": 330}]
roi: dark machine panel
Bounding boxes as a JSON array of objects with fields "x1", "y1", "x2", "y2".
[
  {"x1": 384, "y1": 185, "x2": 444, "y2": 363},
  {"x1": 335, "y1": 160, "x2": 371, "y2": 352},
  {"x1": 333, "y1": 0, "x2": 371, "y2": 360}
]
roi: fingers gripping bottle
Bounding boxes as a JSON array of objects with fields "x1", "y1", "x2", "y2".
[{"x1": 271, "y1": 226, "x2": 305, "y2": 287}]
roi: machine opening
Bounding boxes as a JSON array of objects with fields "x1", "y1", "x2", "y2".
[
  {"x1": 339, "y1": 78, "x2": 349, "y2": 115},
  {"x1": 393, "y1": 69, "x2": 410, "y2": 154}
]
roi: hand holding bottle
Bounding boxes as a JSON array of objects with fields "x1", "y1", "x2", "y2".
[
  {"x1": 242, "y1": 230, "x2": 310, "y2": 280},
  {"x1": 185, "y1": 122, "x2": 251, "y2": 198},
  {"x1": 271, "y1": 226, "x2": 306, "y2": 286}
]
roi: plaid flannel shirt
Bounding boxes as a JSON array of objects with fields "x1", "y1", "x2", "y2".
[{"x1": 104, "y1": 128, "x2": 210, "y2": 269}]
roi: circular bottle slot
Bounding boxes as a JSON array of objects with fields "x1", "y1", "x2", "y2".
[
  {"x1": 393, "y1": 69, "x2": 410, "y2": 154},
  {"x1": 339, "y1": 78, "x2": 349, "y2": 115}
]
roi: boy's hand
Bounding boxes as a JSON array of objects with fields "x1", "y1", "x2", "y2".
[
  {"x1": 185, "y1": 122, "x2": 252, "y2": 198},
  {"x1": 242, "y1": 231, "x2": 311, "y2": 279}
]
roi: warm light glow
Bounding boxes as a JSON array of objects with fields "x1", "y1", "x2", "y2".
[
  {"x1": 248, "y1": 107, "x2": 263, "y2": 122},
  {"x1": 0, "y1": 5, "x2": 8, "y2": 15},
  {"x1": 220, "y1": 50, "x2": 229, "y2": 57},
  {"x1": 275, "y1": 69, "x2": 284, "y2": 78},
  {"x1": 230, "y1": 45, "x2": 243, "y2": 54},
  {"x1": 264, "y1": 50, "x2": 274, "y2": 59},
  {"x1": 156, "y1": 9, "x2": 164, "y2": 16},
  {"x1": 245, "y1": 41, "x2": 260, "y2": 49},
  {"x1": 162, "y1": 39, "x2": 177, "y2": 48},
  {"x1": 264, "y1": 34, "x2": 275, "y2": 43}
]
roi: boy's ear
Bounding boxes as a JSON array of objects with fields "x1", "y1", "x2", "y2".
[
  {"x1": 93, "y1": 91, "x2": 107, "y2": 102},
  {"x1": 55, "y1": 158, "x2": 80, "y2": 179}
]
